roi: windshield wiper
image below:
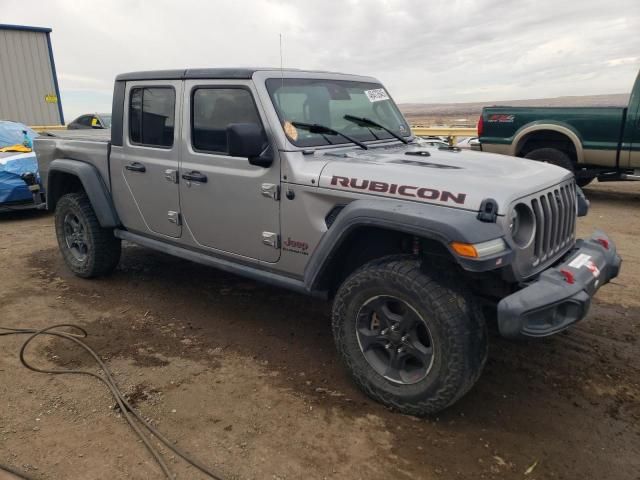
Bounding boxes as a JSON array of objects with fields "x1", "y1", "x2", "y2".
[
  {"x1": 291, "y1": 122, "x2": 368, "y2": 150},
  {"x1": 343, "y1": 115, "x2": 410, "y2": 144}
]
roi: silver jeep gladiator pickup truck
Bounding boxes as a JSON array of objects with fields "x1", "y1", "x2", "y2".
[{"x1": 35, "y1": 68, "x2": 621, "y2": 415}]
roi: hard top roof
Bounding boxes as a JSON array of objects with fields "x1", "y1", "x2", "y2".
[{"x1": 115, "y1": 68, "x2": 374, "y2": 82}]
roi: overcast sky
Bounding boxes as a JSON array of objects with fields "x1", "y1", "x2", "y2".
[{"x1": 3, "y1": 0, "x2": 639, "y2": 121}]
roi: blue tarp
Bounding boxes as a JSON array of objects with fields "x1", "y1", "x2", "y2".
[
  {"x1": 0, "y1": 121, "x2": 40, "y2": 204},
  {"x1": 0, "y1": 121, "x2": 37, "y2": 147},
  {"x1": 0, "y1": 120, "x2": 38, "y2": 148},
  {"x1": 0, "y1": 153, "x2": 39, "y2": 203}
]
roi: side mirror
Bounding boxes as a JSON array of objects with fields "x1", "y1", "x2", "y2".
[{"x1": 226, "y1": 123, "x2": 273, "y2": 167}]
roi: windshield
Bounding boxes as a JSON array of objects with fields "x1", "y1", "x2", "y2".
[
  {"x1": 266, "y1": 78, "x2": 411, "y2": 147},
  {"x1": 100, "y1": 114, "x2": 112, "y2": 128}
]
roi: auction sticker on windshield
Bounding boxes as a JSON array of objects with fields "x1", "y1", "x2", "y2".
[
  {"x1": 283, "y1": 121, "x2": 298, "y2": 141},
  {"x1": 365, "y1": 88, "x2": 390, "y2": 102}
]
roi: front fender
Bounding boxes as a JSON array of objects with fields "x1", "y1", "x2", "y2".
[
  {"x1": 47, "y1": 159, "x2": 120, "y2": 227},
  {"x1": 303, "y1": 199, "x2": 507, "y2": 290}
]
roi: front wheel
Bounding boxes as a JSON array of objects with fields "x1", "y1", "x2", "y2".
[
  {"x1": 54, "y1": 192, "x2": 121, "y2": 278},
  {"x1": 332, "y1": 255, "x2": 488, "y2": 416}
]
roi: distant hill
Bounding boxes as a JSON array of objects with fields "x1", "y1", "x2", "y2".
[{"x1": 399, "y1": 93, "x2": 630, "y2": 126}]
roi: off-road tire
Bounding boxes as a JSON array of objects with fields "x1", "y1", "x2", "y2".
[
  {"x1": 524, "y1": 147, "x2": 595, "y2": 187},
  {"x1": 332, "y1": 255, "x2": 488, "y2": 416},
  {"x1": 54, "y1": 193, "x2": 121, "y2": 278}
]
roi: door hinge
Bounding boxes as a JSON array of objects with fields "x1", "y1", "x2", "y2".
[
  {"x1": 164, "y1": 169, "x2": 179, "y2": 184},
  {"x1": 262, "y1": 231, "x2": 280, "y2": 248},
  {"x1": 168, "y1": 211, "x2": 182, "y2": 226},
  {"x1": 261, "y1": 183, "x2": 280, "y2": 201}
]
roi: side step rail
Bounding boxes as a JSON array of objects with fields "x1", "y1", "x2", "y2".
[{"x1": 113, "y1": 229, "x2": 309, "y2": 294}]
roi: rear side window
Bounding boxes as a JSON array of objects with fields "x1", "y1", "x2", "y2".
[
  {"x1": 192, "y1": 88, "x2": 261, "y2": 154},
  {"x1": 76, "y1": 115, "x2": 93, "y2": 126},
  {"x1": 129, "y1": 87, "x2": 175, "y2": 148}
]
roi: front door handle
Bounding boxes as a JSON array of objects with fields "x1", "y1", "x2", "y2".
[
  {"x1": 182, "y1": 171, "x2": 208, "y2": 183},
  {"x1": 125, "y1": 162, "x2": 146, "y2": 173}
]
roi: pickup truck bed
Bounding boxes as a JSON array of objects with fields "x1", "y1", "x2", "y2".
[
  {"x1": 480, "y1": 106, "x2": 626, "y2": 157},
  {"x1": 478, "y1": 70, "x2": 640, "y2": 184},
  {"x1": 39, "y1": 130, "x2": 111, "y2": 141},
  {"x1": 37, "y1": 129, "x2": 111, "y2": 192}
]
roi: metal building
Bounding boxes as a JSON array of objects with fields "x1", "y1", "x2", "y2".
[{"x1": 0, "y1": 24, "x2": 64, "y2": 126}]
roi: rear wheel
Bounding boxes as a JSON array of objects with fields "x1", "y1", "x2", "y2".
[
  {"x1": 332, "y1": 255, "x2": 488, "y2": 416},
  {"x1": 575, "y1": 176, "x2": 594, "y2": 188},
  {"x1": 524, "y1": 147, "x2": 595, "y2": 187},
  {"x1": 54, "y1": 193, "x2": 121, "y2": 278}
]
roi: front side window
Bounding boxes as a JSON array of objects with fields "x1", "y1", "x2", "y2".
[
  {"x1": 266, "y1": 78, "x2": 410, "y2": 147},
  {"x1": 192, "y1": 88, "x2": 261, "y2": 154},
  {"x1": 129, "y1": 87, "x2": 175, "y2": 147}
]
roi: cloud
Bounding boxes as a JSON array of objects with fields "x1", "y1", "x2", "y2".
[
  {"x1": 607, "y1": 56, "x2": 640, "y2": 67},
  {"x1": 2, "y1": 0, "x2": 639, "y2": 120},
  {"x1": 57, "y1": 73, "x2": 113, "y2": 92}
]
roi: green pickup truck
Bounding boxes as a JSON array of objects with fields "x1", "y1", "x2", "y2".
[{"x1": 478, "y1": 71, "x2": 640, "y2": 186}]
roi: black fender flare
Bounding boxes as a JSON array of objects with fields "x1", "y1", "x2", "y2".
[
  {"x1": 47, "y1": 159, "x2": 120, "y2": 227},
  {"x1": 303, "y1": 199, "x2": 507, "y2": 292}
]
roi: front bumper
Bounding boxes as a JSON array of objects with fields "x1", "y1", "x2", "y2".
[{"x1": 497, "y1": 231, "x2": 621, "y2": 338}]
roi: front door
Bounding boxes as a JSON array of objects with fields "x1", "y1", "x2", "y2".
[
  {"x1": 179, "y1": 80, "x2": 280, "y2": 262},
  {"x1": 114, "y1": 81, "x2": 183, "y2": 238}
]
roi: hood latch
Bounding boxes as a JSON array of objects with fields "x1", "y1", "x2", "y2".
[{"x1": 477, "y1": 198, "x2": 499, "y2": 223}]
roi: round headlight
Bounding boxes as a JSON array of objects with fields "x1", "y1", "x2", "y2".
[{"x1": 510, "y1": 203, "x2": 535, "y2": 248}]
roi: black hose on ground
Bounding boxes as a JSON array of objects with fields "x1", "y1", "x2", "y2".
[
  {"x1": 0, "y1": 462, "x2": 35, "y2": 479},
  {"x1": 0, "y1": 325, "x2": 225, "y2": 480}
]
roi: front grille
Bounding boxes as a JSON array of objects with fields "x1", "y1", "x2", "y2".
[{"x1": 530, "y1": 181, "x2": 576, "y2": 266}]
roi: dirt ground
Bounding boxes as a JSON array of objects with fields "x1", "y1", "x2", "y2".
[{"x1": 1, "y1": 181, "x2": 639, "y2": 480}]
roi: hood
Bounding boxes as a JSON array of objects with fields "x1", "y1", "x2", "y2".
[{"x1": 317, "y1": 144, "x2": 573, "y2": 214}]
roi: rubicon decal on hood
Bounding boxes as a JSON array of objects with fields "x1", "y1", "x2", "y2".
[{"x1": 330, "y1": 176, "x2": 467, "y2": 205}]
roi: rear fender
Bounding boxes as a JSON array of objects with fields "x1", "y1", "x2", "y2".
[
  {"x1": 47, "y1": 159, "x2": 120, "y2": 227},
  {"x1": 512, "y1": 122, "x2": 584, "y2": 163}
]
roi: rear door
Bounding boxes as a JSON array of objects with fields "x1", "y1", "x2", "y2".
[
  {"x1": 111, "y1": 81, "x2": 183, "y2": 238},
  {"x1": 179, "y1": 80, "x2": 280, "y2": 262}
]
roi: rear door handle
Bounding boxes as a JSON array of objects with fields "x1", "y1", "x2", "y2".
[
  {"x1": 125, "y1": 162, "x2": 146, "y2": 173},
  {"x1": 182, "y1": 171, "x2": 208, "y2": 183}
]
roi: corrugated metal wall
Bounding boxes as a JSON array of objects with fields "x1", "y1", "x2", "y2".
[{"x1": 0, "y1": 27, "x2": 62, "y2": 125}]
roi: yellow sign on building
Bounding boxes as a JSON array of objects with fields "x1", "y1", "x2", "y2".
[{"x1": 44, "y1": 94, "x2": 58, "y2": 103}]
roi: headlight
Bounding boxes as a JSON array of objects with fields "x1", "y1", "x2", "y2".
[
  {"x1": 509, "y1": 203, "x2": 535, "y2": 248},
  {"x1": 451, "y1": 238, "x2": 507, "y2": 258}
]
